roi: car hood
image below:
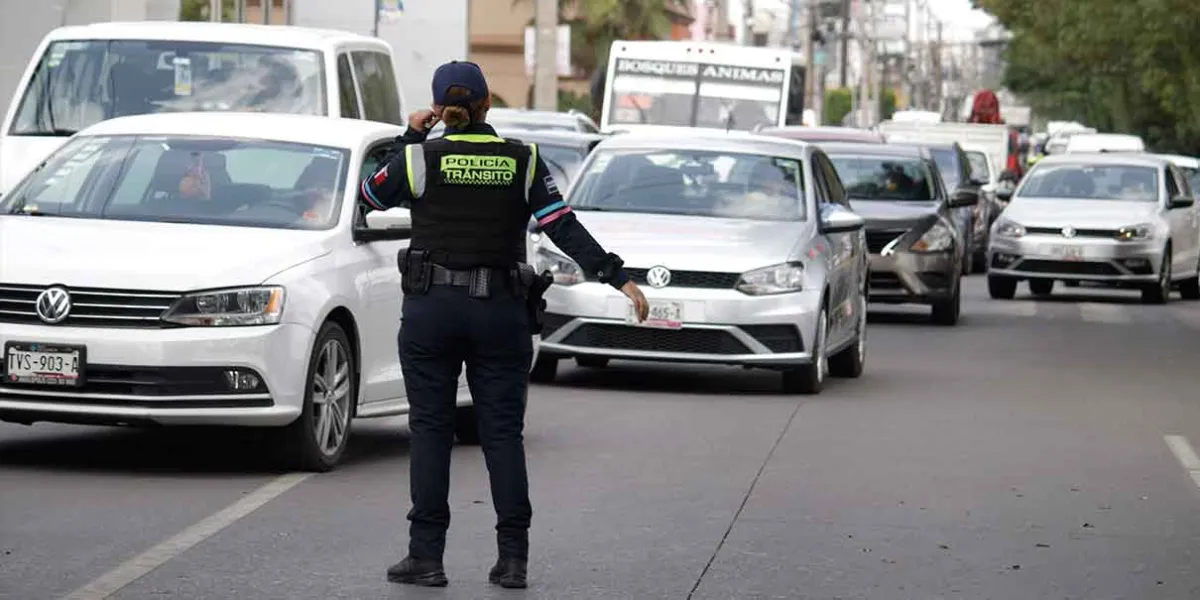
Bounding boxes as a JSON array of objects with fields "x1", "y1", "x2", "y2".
[
  {"x1": 1001, "y1": 198, "x2": 1162, "y2": 228},
  {"x1": 0, "y1": 136, "x2": 69, "y2": 195},
  {"x1": 848, "y1": 199, "x2": 941, "y2": 230},
  {"x1": 540, "y1": 211, "x2": 804, "y2": 272},
  {"x1": 0, "y1": 217, "x2": 334, "y2": 290}
]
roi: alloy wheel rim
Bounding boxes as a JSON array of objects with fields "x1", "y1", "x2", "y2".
[{"x1": 311, "y1": 339, "x2": 352, "y2": 456}]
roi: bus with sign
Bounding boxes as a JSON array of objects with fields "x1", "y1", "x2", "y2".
[{"x1": 599, "y1": 40, "x2": 805, "y2": 133}]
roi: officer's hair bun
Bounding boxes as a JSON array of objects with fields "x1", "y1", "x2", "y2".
[{"x1": 441, "y1": 85, "x2": 484, "y2": 128}]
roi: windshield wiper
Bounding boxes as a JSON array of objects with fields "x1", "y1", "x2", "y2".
[{"x1": 11, "y1": 128, "x2": 77, "y2": 137}]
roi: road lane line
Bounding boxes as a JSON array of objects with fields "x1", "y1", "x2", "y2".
[
  {"x1": 61, "y1": 473, "x2": 312, "y2": 600},
  {"x1": 1079, "y1": 302, "x2": 1130, "y2": 324},
  {"x1": 1164, "y1": 435, "x2": 1200, "y2": 489}
]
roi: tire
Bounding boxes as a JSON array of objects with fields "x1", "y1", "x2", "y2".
[
  {"x1": 1179, "y1": 260, "x2": 1200, "y2": 300},
  {"x1": 782, "y1": 306, "x2": 827, "y2": 394},
  {"x1": 988, "y1": 275, "x2": 1018, "y2": 299},
  {"x1": 971, "y1": 250, "x2": 989, "y2": 274},
  {"x1": 453, "y1": 405, "x2": 481, "y2": 445},
  {"x1": 931, "y1": 280, "x2": 961, "y2": 326},
  {"x1": 575, "y1": 356, "x2": 610, "y2": 368},
  {"x1": 279, "y1": 321, "x2": 356, "y2": 472},
  {"x1": 530, "y1": 356, "x2": 558, "y2": 383},
  {"x1": 1142, "y1": 249, "x2": 1171, "y2": 304},
  {"x1": 1029, "y1": 279, "x2": 1054, "y2": 297},
  {"x1": 829, "y1": 293, "x2": 866, "y2": 378}
]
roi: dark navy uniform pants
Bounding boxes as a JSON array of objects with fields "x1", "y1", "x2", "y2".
[{"x1": 398, "y1": 284, "x2": 534, "y2": 561}]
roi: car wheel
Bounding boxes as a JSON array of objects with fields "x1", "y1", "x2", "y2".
[
  {"x1": 1142, "y1": 249, "x2": 1171, "y2": 304},
  {"x1": 971, "y1": 250, "x2": 989, "y2": 274},
  {"x1": 530, "y1": 356, "x2": 558, "y2": 383},
  {"x1": 829, "y1": 293, "x2": 866, "y2": 378},
  {"x1": 1179, "y1": 259, "x2": 1200, "y2": 300},
  {"x1": 575, "y1": 356, "x2": 610, "y2": 368},
  {"x1": 1029, "y1": 279, "x2": 1054, "y2": 297},
  {"x1": 782, "y1": 306, "x2": 827, "y2": 394},
  {"x1": 453, "y1": 405, "x2": 481, "y2": 445},
  {"x1": 281, "y1": 321, "x2": 355, "y2": 472},
  {"x1": 931, "y1": 280, "x2": 961, "y2": 326},
  {"x1": 988, "y1": 275, "x2": 1018, "y2": 299}
]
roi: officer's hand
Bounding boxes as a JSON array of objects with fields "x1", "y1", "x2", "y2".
[
  {"x1": 621, "y1": 281, "x2": 650, "y2": 322},
  {"x1": 408, "y1": 109, "x2": 439, "y2": 132}
]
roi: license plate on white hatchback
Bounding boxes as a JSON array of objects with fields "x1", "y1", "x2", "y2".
[
  {"x1": 4, "y1": 342, "x2": 85, "y2": 387},
  {"x1": 1047, "y1": 245, "x2": 1084, "y2": 261},
  {"x1": 628, "y1": 301, "x2": 683, "y2": 329}
]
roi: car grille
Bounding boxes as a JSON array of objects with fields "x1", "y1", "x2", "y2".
[
  {"x1": 0, "y1": 284, "x2": 182, "y2": 328},
  {"x1": 562, "y1": 324, "x2": 752, "y2": 354},
  {"x1": 1025, "y1": 226, "x2": 1118, "y2": 238},
  {"x1": 588, "y1": 269, "x2": 741, "y2": 289},
  {"x1": 870, "y1": 271, "x2": 904, "y2": 290},
  {"x1": 542, "y1": 312, "x2": 573, "y2": 337},
  {"x1": 1013, "y1": 260, "x2": 1121, "y2": 276},
  {"x1": 865, "y1": 229, "x2": 907, "y2": 253}
]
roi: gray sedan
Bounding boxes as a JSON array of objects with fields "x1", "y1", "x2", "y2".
[{"x1": 987, "y1": 153, "x2": 1200, "y2": 303}]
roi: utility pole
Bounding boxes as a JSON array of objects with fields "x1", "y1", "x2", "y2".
[
  {"x1": 263, "y1": 0, "x2": 272, "y2": 24},
  {"x1": 533, "y1": 0, "x2": 558, "y2": 110},
  {"x1": 932, "y1": 18, "x2": 943, "y2": 114},
  {"x1": 901, "y1": 0, "x2": 911, "y2": 108},
  {"x1": 742, "y1": 0, "x2": 754, "y2": 45},
  {"x1": 857, "y1": 0, "x2": 870, "y2": 126},
  {"x1": 209, "y1": 0, "x2": 221, "y2": 21},
  {"x1": 839, "y1": 0, "x2": 850, "y2": 87},
  {"x1": 803, "y1": 0, "x2": 815, "y2": 118}
]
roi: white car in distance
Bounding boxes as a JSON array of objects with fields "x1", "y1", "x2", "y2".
[{"x1": 0, "y1": 112, "x2": 510, "y2": 471}]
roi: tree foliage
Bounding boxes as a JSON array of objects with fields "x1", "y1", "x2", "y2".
[
  {"x1": 180, "y1": 0, "x2": 235, "y2": 22},
  {"x1": 976, "y1": 0, "x2": 1200, "y2": 153}
]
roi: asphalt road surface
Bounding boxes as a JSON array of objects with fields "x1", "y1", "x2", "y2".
[{"x1": 3, "y1": 276, "x2": 1200, "y2": 599}]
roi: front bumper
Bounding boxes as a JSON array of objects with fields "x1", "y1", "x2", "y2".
[
  {"x1": 868, "y1": 251, "x2": 958, "y2": 304},
  {"x1": 537, "y1": 282, "x2": 820, "y2": 367},
  {"x1": 0, "y1": 322, "x2": 314, "y2": 427},
  {"x1": 987, "y1": 235, "x2": 1163, "y2": 282}
]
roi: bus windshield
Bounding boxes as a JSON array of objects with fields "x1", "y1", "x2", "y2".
[
  {"x1": 606, "y1": 58, "x2": 786, "y2": 131},
  {"x1": 10, "y1": 40, "x2": 326, "y2": 136}
]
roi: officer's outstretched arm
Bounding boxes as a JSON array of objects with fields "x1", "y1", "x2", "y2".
[
  {"x1": 527, "y1": 154, "x2": 630, "y2": 289},
  {"x1": 360, "y1": 132, "x2": 426, "y2": 212}
]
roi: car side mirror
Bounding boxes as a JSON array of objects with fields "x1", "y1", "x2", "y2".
[
  {"x1": 948, "y1": 188, "x2": 980, "y2": 208},
  {"x1": 968, "y1": 176, "x2": 986, "y2": 187},
  {"x1": 354, "y1": 206, "x2": 413, "y2": 242},
  {"x1": 995, "y1": 187, "x2": 1014, "y2": 201},
  {"x1": 1169, "y1": 195, "x2": 1195, "y2": 209},
  {"x1": 819, "y1": 204, "x2": 866, "y2": 233}
]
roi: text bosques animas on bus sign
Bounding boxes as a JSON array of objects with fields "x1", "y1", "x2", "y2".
[{"x1": 615, "y1": 59, "x2": 786, "y2": 86}]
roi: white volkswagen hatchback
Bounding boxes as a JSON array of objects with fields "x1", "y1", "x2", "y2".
[{"x1": 0, "y1": 112, "x2": 502, "y2": 471}]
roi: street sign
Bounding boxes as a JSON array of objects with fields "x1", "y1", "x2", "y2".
[
  {"x1": 524, "y1": 25, "x2": 572, "y2": 77},
  {"x1": 378, "y1": 0, "x2": 404, "y2": 23}
]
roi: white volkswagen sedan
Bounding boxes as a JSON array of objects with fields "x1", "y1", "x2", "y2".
[
  {"x1": 528, "y1": 131, "x2": 870, "y2": 394},
  {"x1": 0, "y1": 112, "x2": 498, "y2": 471}
]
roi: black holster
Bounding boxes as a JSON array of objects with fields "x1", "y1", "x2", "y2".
[
  {"x1": 398, "y1": 248, "x2": 432, "y2": 295},
  {"x1": 516, "y1": 263, "x2": 554, "y2": 335}
]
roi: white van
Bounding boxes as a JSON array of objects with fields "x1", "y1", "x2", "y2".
[
  {"x1": 1064, "y1": 133, "x2": 1145, "y2": 154},
  {"x1": 1, "y1": 21, "x2": 407, "y2": 195}
]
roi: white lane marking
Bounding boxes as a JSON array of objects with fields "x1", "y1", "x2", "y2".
[
  {"x1": 1079, "y1": 302, "x2": 1131, "y2": 324},
  {"x1": 1164, "y1": 435, "x2": 1200, "y2": 489},
  {"x1": 61, "y1": 473, "x2": 312, "y2": 600}
]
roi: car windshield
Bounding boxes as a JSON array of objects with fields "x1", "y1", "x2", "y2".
[
  {"x1": 929, "y1": 147, "x2": 961, "y2": 189},
  {"x1": 965, "y1": 151, "x2": 991, "y2": 183},
  {"x1": 539, "y1": 144, "x2": 587, "y2": 187},
  {"x1": 1016, "y1": 164, "x2": 1160, "y2": 201},
  {"x1": 569, "y1": 148, "x2": 806, "y2": 221},
  {"x1": 0, "y1": 135, "x2": 349, "y2": 230},
  {"x1": 10, "y1": 40, "x2": 325, "y2": 136},
  {"x1": 828, "y1": 155, "x2": 936, "y2": 201}
]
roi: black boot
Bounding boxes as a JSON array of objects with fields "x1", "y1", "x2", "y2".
[
  {"x1": 386, "y1": 556, "x2": 448, "y2": 587},
  {"x1": 489, "y1": 557, "x2": 527, "y2": 589}
]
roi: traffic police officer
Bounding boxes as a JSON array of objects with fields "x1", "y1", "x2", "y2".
[{"x1": 360, "y1": 61, "x2": 650, "y2": 589}]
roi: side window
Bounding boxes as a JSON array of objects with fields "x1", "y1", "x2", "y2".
[
  {"x1": 817, "y1": 154, "x2": 849, "y2": 207},
  {"x1": 352, "y1": 52, "x2": 404, "y2": 125},
  {"x1": 1166, "y1": 167, "x2": 1181, "y2": 198},
  {"x1": 337, "y1": 54, "x2": 361, "y2": 119}
]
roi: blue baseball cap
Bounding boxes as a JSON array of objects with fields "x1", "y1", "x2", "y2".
[{"x1": 431, "y1": 60, "x2": 489, "y2": 107}]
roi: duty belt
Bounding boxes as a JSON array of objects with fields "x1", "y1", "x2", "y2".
[{"x1": 430, "y1": 265, "x2": 508, "y2": 286}]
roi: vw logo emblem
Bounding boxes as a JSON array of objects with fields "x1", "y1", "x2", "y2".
[
  {"x1": 645, "y1": 266, "x2": 672, "y2": 288},
  {"x1": 35, "y1": 286, "x2": 72, "y2": 324},
  {"x1": 1062, "y1": 226, "x2": 1077, "y2": 238}
]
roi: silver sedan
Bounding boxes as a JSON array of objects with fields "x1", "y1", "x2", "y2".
[
  {"x1": 527, "y1": 131, "x2": 870, "y2": 394},
  {"x1": 987, "y1": 154, "x2": 1200, "y2": 303}
]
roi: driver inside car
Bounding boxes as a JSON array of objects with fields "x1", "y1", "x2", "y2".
[{"x1": 178, "y1": 153, "x2": 212, "y2": 201}]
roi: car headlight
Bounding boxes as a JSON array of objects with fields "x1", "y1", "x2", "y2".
[
  {"x1": 533, "y1": 247, "x2": 584, "y2": 285},
  {"x1": 1116, "y1": 222, "x2": 1153, "y2": 241},
  {"x1": 163, "y1": 286, "x2": 285, "y2": 326},
  {"x1": 994, "y1": 219, "x2": 1026, "y2": 238},
  {"x1": 736, "y1": 262, "x2": 804, "y2": 295},
  {"x1": 909, "y1": 220, "x2": 955, "y2": 253}
]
